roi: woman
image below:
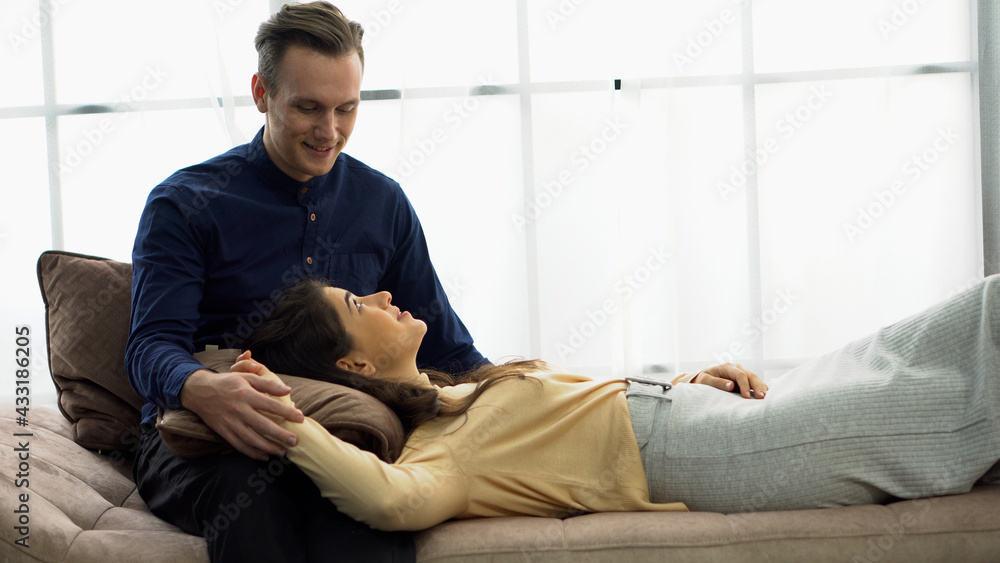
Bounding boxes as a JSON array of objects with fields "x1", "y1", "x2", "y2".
[{"x1": 238, "y1": 278, "x2": 1000, "y2": 531}]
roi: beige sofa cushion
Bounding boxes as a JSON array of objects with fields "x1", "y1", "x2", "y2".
[
  {"x1": 0, "y1": 406, "x2": 208, "y2": 562},
  {"x1": 415, "y1": 487, "x2": 1000, "y2": 562}
]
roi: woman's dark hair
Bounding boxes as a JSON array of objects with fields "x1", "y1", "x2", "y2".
[{"x1": 244, "y1": 278, "x2": 544, "y2": 435}]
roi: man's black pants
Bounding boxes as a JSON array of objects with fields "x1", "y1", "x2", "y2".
[{"x1": 135, "y1": 427, "x2": 415, "y2": 562}]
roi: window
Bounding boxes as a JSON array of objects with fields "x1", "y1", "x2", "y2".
[{"x1": 1, "y1": 0, "x2": 989, "y2": 408}]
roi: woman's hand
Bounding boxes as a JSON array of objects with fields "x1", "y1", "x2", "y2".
[
  {"x1": 180, "y1": 351, "x2": 303, "y2": 461},
  {"x1": 691, "y1": 363, "x2": 767, "y2": 399}
]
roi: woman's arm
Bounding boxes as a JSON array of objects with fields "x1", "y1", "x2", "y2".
[
  {"x1": 232, "y1": 356, "x2": 468, "y2": 531},
  {"x1": 287, "y1": 415, "x2": 467, "y2": 531}
]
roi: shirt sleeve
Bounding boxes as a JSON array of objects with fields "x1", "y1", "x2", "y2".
[
  {"x1": 671, "y1": 372, "x2": 698, "y2": 385},
  {"x1": 378, "y1": 194, "x2": 488, "y2": 374},
  {"x1": 125, "y1": 187, "x2": 210, "y2": 412}
]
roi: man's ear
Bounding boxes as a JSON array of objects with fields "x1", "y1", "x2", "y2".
[
  {"x1": 251, "y1": 73, "x2": 269, "y2": 113},
  {"x1": 336, "y1": 351, "x2": 377, "y2": 377}
]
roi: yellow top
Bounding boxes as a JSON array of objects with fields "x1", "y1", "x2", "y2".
[{"x1": 272, "y1": 371, "x2": 687, "y2": 531}]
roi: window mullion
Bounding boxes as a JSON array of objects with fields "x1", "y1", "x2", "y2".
[
  {"x1": 515, "y1": 0, "x2": 542, "y2": 359},
  {"x1": 40, "y1": 0, "x2": 63, "y2": 251},
  {"x1": 978, "y1": 0, "x2": 1000, "y2": 275},
  {"x1": 741, "y1": 0, "x2": 764, "y2": 363}
]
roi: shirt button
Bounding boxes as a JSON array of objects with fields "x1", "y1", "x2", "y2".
[
  {"x1": 301, "y1": 187, "x2": 309, "y2": 194},
  {"x1": 306, "y1": 257, "x2": 314, "y2": 265},
  {"x1": 310, "y1": 213, "x2": 317, "y2": 221}
]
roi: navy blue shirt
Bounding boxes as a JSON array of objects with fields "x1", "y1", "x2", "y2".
[{"x1": 126, "y1": 127, "x2": 485, "y2": 426}]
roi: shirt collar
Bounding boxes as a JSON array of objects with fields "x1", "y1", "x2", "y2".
[{"x1": 247, "y1": 126, "x2": 333, "y2": 193}]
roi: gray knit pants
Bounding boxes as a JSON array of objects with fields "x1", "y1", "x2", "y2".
[{"x1": 627, "y1": 277, "x2": 1000, "y2": 513}]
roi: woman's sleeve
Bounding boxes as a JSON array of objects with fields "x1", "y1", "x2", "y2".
[
  {"x1": 282, "y1": 415, "x2": 468, "y2": 531},
  {"x1": 671, "y1": 372, "x2": 698, "y2": 385}
]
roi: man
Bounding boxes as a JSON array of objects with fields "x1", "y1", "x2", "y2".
[{"x1": 125, "y1": 3, "x2": 485, "y2": 561}]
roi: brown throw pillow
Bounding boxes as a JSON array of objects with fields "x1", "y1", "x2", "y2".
[
  {"x1": 157, "y1": 349, "x2": 405, "y2": 462},
  {"x1": 36, "y1": 251, "x2": 142, "y2": 451}
]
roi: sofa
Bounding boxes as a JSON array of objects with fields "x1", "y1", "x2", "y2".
[{"x1": 2, "y1": 250, "x2": 999, "y2": 562}]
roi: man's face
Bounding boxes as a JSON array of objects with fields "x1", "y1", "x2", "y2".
[{"x1": 253, "y1": 45, "x2": 362, "y2": 182}]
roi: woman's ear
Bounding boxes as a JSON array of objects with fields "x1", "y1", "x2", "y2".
[{"x1": 336, "y1": 351, "x2": 377, "y2": 377}]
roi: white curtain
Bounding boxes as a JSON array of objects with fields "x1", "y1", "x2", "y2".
[{"x1": 0, "y1": 0, "x2": 984, "y2": 407}]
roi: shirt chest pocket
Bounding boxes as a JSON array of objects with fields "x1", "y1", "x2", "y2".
[{"x1": 319, "y1": 252, "x2": 385, "y2": 295}]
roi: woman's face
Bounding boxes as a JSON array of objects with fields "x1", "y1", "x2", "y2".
[{"x1": 325, "y1": 286, "x2": 428, "y2": 385}]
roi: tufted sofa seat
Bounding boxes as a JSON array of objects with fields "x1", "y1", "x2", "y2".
[{"x1": 3, "y1": 404, "x2": 1000, "y2": 562}]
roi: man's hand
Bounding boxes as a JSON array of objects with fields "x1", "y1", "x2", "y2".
[
  {"x1": 691, "y1": 363, "x2": 768, "y2": 399},
  {"x1": 180, "y1": 351, "x2": 303, "y2": 460}
]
